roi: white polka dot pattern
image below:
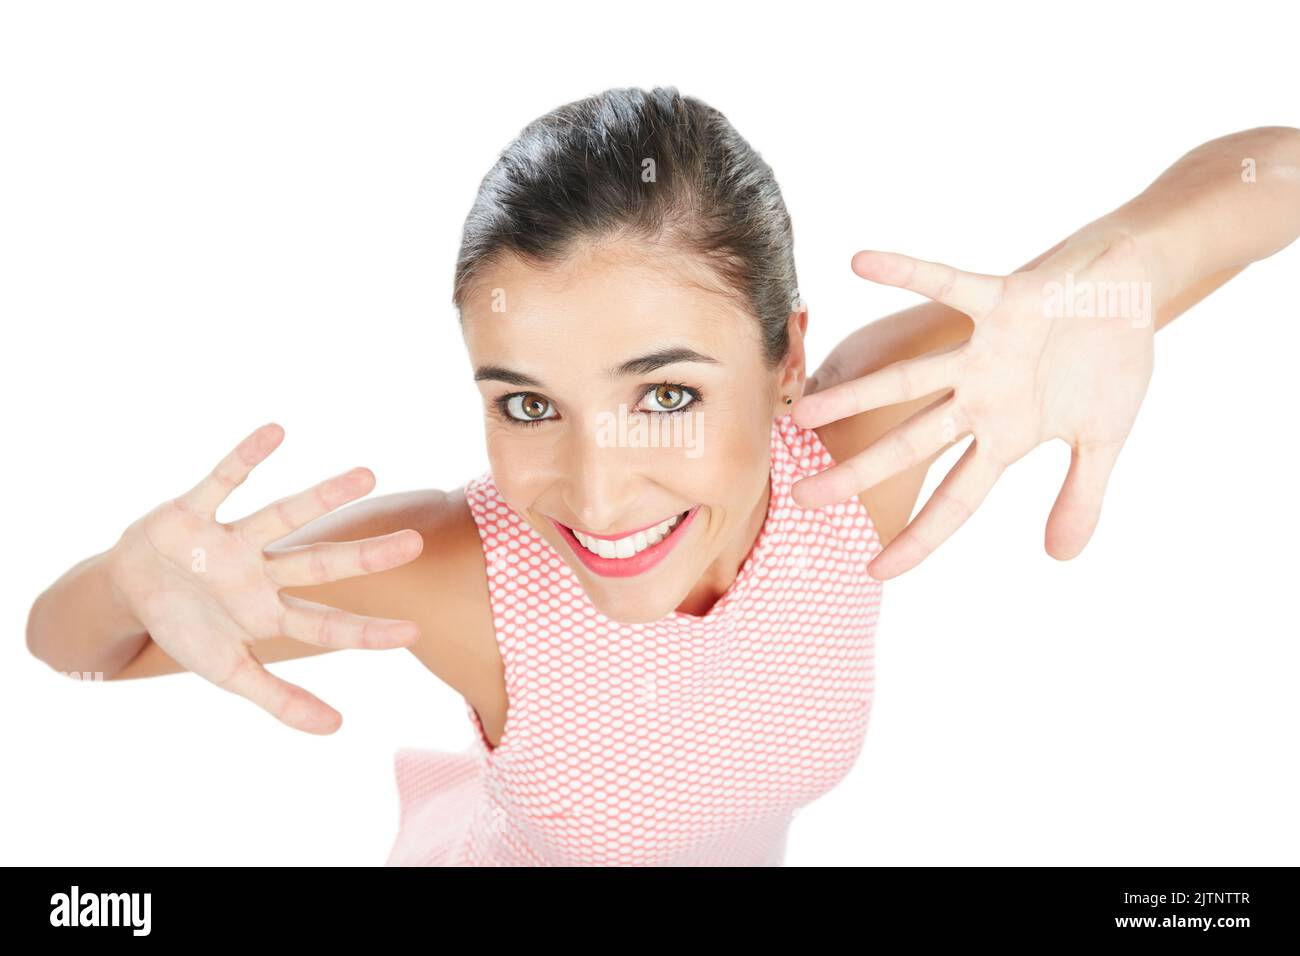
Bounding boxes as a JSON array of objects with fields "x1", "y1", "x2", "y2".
[{"x1": 385, "y1": 412, "x2": 883, "y2": 866}]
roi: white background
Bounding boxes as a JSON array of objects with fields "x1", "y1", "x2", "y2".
[{"x1": 2, "y1": 1, "x2": 1296, "y2": 866}]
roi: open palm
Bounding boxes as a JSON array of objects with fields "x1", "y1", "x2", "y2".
[
  {"x1": 108, "y1": 423, "x2": 424, "y2": 733},
  {"x1": 792, "y1": 228, "x2": 1157, "y2": 579}
]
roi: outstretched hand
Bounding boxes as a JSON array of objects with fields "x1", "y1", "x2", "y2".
[
  {"x1": 108, "y1": 424, "x2": 425, "y2": 734},
  {"x1": 792, "y1": 228, "x2": 1158, "y2": 579}
]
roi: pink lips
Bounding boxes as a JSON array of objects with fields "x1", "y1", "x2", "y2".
[{"x1": 548, "y1": 506, "x2": 700, "y2": 578}]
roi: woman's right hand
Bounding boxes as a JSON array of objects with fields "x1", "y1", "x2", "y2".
[{"x1": 106, "y1": 423, "x2": 424, "y2": 735}]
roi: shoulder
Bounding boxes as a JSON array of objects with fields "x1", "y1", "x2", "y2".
[
  {"x1": 276, "y1": 486, "x2": 498, "y2": 705},
  {"x1": 401, "y1": 488, "x2": 501, "y2": 703},
  {"x1": 275, "y1": 485, "x2": 484, "y2": 612}
]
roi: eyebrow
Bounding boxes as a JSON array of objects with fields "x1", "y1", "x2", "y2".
[{"x1": 473, "y1": 346, "x2": 720, "y2": 387}]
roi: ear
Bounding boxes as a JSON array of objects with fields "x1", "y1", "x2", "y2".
[{"x1": 776, "y1": 303, "x2": 810, "y2": 412}]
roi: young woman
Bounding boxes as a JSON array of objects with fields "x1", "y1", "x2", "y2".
[{"x1": 25, "y1": 88, "x2": 1300, "y2": 866}]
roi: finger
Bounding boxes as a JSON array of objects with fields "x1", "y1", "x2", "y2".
[
  {"x1": 176, "y1": 423, "x2": 285, "y2": 519},
  {"x1": 867, "y1": 441, "x2": 1004, "y2": 580},
  {"x1": 791, "y1": 399, "x2": 968, "y2": 509},
  {"x1": 805, "y1": 355, "x2": 850, "y2": 396},
  {"x1": 264, "y1": 529, "x2": 424, "y2": 588},
  {"x1": 215, "y1": 652, "x2": 343, "y2": 735},
  {"x1": 1044, "y1": 439, "x2": 1125, "y2": 560},
  {"x1": 277, "y1": 593, "x2": 421, "y2": 650},
  {"x1": 792, "y1": 348, "x2": 960, "y2": 429},
  {"x1": 233, "y1": 466, "x2": 376, "y2": 548},
  {"x1": 852, "y1": 250, "x2": 1005, "y2": 320}
]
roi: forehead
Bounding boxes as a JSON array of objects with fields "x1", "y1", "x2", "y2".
[{"x1": 460, "y1": 241, "x2": 761, "y2": 364}]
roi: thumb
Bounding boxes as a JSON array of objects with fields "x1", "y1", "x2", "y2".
[{"x1": 1044, "y1": 439, "x2": 1125, "y2": 561}]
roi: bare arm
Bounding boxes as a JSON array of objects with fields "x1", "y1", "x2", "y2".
[
  {"x1": 106, "y1": 489, "x2": 443, "y2": 680},
  {"x1": 24, "y1": 424, "x2": 426, "y2": 733},
  {"x1": 805, "y1": 126, "x2": 1300, "y2": 566},
  {"x1": 26, "y1": 547, "x2": 152, "y2": 679},
  {"x1": 109, "y1": 484, "x2": 499, "y2": 714},
  {"x1": 1103, "y1": 126, "x2": 1300, "y2": 295},
  {"x1": 810, "y1": 264, "x2": 1243, "y2": 548}
]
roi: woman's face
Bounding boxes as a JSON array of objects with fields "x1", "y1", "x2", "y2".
[{"x1": 461, "y1": 238, "x2": 807, "y2": 623}]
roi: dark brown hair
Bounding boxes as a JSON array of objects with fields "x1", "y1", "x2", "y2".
[{"x1": 452, "y1": 86, "x2": 800, "y2": 366}]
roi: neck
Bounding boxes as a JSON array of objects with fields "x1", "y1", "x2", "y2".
[{"x1": 674, "y1": 469, "x2": 772, "y2": 618}]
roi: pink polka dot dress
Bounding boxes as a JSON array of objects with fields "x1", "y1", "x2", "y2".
[{"x1": 385, "y1": 412, "x2": 883, "y2": 866}]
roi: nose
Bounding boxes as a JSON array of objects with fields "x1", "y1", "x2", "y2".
[{"x1": 559, "y1": 421, "x2": 641, "y2": 534}]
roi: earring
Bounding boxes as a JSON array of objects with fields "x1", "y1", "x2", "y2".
[{"x1": 784, "y1": 396, "x2": 793, "y2": 405}]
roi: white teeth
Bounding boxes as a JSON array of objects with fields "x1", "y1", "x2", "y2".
[{"x1": 571, "y1": 511, "x2": 687, "y2": 559}]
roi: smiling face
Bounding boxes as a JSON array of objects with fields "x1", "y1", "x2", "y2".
[{"x1": 461, "y1": 237, "x2": 807, "y2": 624}]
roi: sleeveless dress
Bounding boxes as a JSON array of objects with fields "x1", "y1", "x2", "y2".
[{"x1": 385, "y1": 411, "x2": 884, "y2": 866}]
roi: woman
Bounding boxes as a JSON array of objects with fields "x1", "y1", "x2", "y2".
[{"x1": 25, "y1": 87, "x2": 1300, "y2": 865}]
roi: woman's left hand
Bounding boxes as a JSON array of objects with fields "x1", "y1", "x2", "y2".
[{"x1": 791, "y1": 226, "x2": 1159, "y2": 580}]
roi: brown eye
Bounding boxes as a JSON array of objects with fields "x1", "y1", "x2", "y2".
[
  {"x1": 640, "y1": 383, "x2": 697, "y2": 413},
  {"x1": 656, "y1": 385, "x2": 682, "y2": 408},
  {"x1": 504, "y1": 392, "x2": 556, "y2": 423}
]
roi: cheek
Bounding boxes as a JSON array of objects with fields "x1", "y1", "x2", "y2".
[
  {"x1": 665, "y1": 455, "x2": 732, "y2": 504},
  {"x1": 691, "y1": 418, "x2": 769, "y2": 512},
  {"x1": 696, "y1": 413, "x2": 771, "y2": 478},
  {"x1": 484, "y1": 427, "x2": 557, "y2": 506},
  {"x1": 664, "y1": 431, "x2": 766, "y2": 508},
  {"x1": 480, "y1": 410, "x2": 770, "y2": 513},
  {"x1": 483, "y1": 414, "x2": 548, "y2": 459}
]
